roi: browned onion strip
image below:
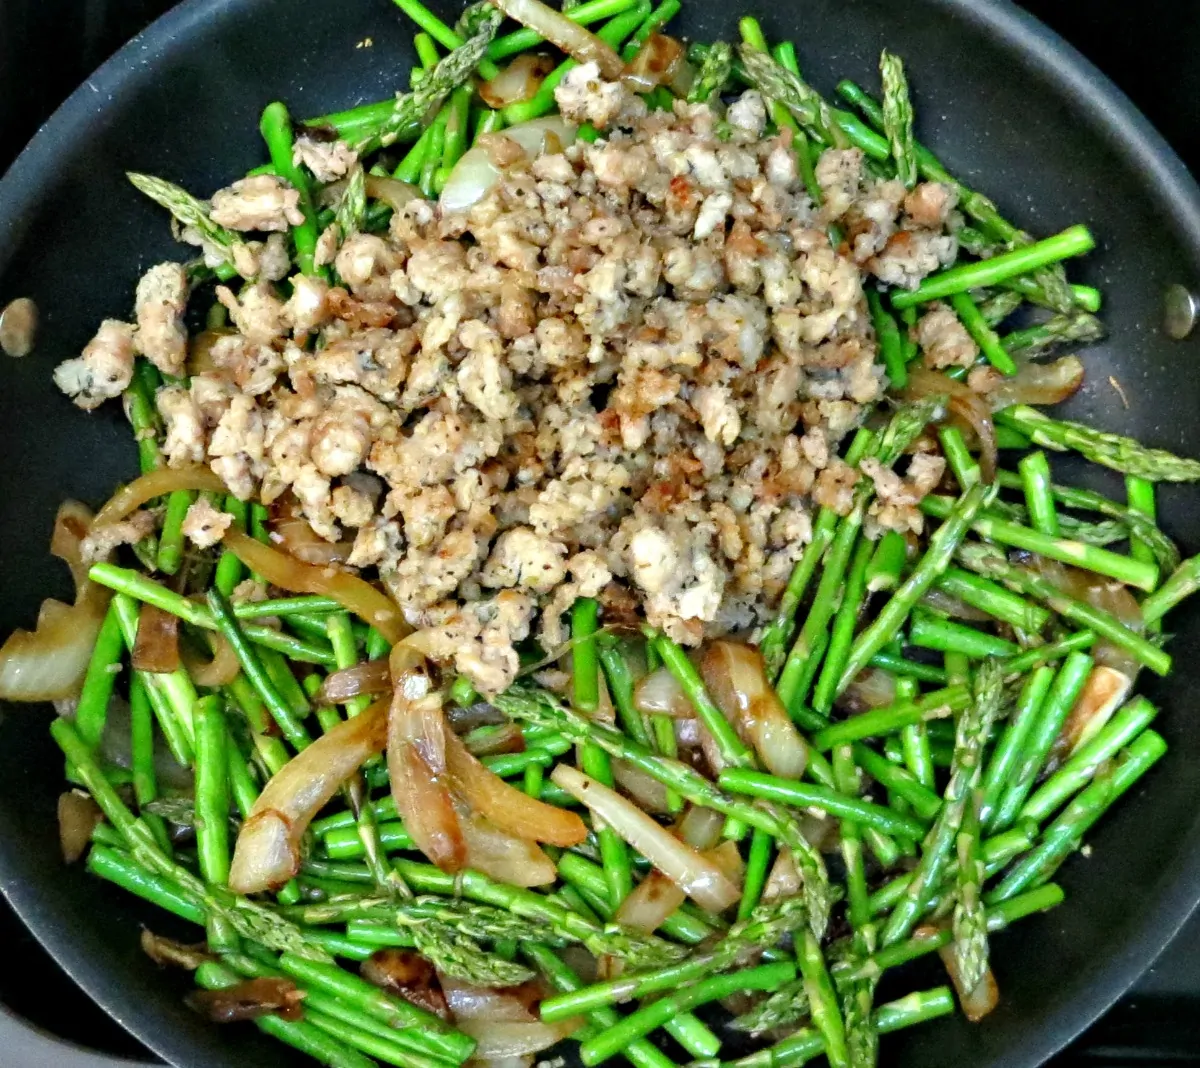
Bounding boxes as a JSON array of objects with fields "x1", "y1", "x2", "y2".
[
  {"x1": 439, "y1": 974, "x2": 540, "y2": 1022},
  {"x1": 611, "y1": 759, "x2": 670, "y2": 814},
  {"x1": 1055, "y1": 664, "x2": 1133, "y2": 758},
  {"x1": 223, "y1": 529, "x2": 409, "y2": 644},
  {"x1": 187, "y1": 978, "x2": 306, "y2": 1023},
  {"x1": 481, "y1": 53, "x2": 556, "y2": 107},
  {"x1": 615, "y1": 869, "x2": 685, "y2": 933},
  {"x1": 0, "y1": 501, "x2": 113, "y2": 701},
  {"x1": 632, "y1": 665, "x2": 691, "y2": 718},
  {"x1": 445, "y1": 729, "x2": 587, "y2": 847},
  {"x1": 987, "y1": 355, "x2": 1084, "y2": 411},
  {"x1": 387, "y1": 645, "x2": 466, "y2": 873},
  {"x1": 365, "y1": 174, "x2": 424, "y2": 212},
  {"x1": 362, "y1": 951, "x2": 451, "y2": 1019},
  {"x1": 762, "y1": 848, "x2": 800, "y2": 903},
  {"x1": 133, "y1": 604, "x2": 181, "y2": 674},
  {"x1": 490, "y1": 0, "x2": 624, "y2": 78},
  {"x1": 228, "y1": 698, "x2": 388, "y2": 894},
  {"x1": 456, "y1": 803, "x2": 558, "y2": 886},
  {"x1": 317, "y1": 658, "x2": 392, "y2": 705},
  {"x1": 271, "y1": 508, "x2": 354, "y2": 565},
  {"x1": 182, "y1": 631, "x2": 241, "y2": 689},
  {"x1": 699, "y1": 642, "x2": 808, "y2": 780},
  {"x1": 58, "y1": 791, "x2": 103, "y2": 863},
  {"x1": 465, "y1": 723, "x2": 525, "y2": 757},
  {"x1": 551, "y1": 765, "x2": 740, "y2": 913},
  {"x1": 622, "y1": 34, "x2": 688, "y2": 93},
  {"x1": 93, "y1": 466, "x2": 228, "y2": 527}
]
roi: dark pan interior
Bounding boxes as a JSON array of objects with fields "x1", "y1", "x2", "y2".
[{"x1": 2, "y1": 0, "x2": 1200, "y2": 1064}]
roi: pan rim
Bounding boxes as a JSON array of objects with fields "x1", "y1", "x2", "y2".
[{"x1": 2, "y1": 0, "x2": 1200, "y2": 1065}]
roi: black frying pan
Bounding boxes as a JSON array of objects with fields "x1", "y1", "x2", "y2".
[{"x1": 2, "y1": 0, "x2": 1200, "y2": 1064}]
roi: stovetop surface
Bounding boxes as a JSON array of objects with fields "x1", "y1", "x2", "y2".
[{"x1": 2, "y1": 0, "x2": 1200, "y2": 1063}]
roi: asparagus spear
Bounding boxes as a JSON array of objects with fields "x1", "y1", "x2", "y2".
[
  {"x1": 1142, "y1": 552, "x2": 1200, "y2": 624},
  {"x1": 494, "y1": 686, "x2": 835, "y2": 936},
  {"x1": 989, "y1": 730, "x2": 1167, "y2": 902},
  {"x1": 891, "y1": 226, "x2": 1095, "y2": 309},
  {"x1": 838, "y1": 480, "x2": 994, "y2": 692},
  {"x1": 879, "y1": 51, "x2": 917, "y2": 188},
  {"x1": 126, "y1": 172, "x2": 243, "y2": 273},
  {"x1": 1001, "y1": 311, "x2": 1105, "y2": 356},
  {"x1": 732, "y1": 978, "x2": 811, "y2": 1033},
  {"x1": 797, "y1": 929, "x2": 849, "y2": 1068},
  {"x1": 881, "y1": 659, "x2": 1003, "y2": 946},
  {"x1": 951, "y1": 786, "x2": 989, "y2": 992},
  {"x1": 540, "y1": 895, "x2": 808, "y2": 1022},
  {"x1": 953, "y1": 542, "x2": 1171, "y2": 676},
  {"x1": 688, "y1": 39, "x2": 733, "y2": 103},
  {"x1": 738, "y1": 45, "x2": 847, "y2": 150},
  {"x1": 996, "y1": 404, "x2": 1200, "y2": 482}
]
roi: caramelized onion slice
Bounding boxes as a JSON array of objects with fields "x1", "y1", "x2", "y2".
[
  {"x1": 445, "y1": 729, "x2": 587, "y2": 846},
  {"x1": 94, "y1": 466, "x2": 228, "y2": 527},
  {"x1": 181, "y1": 631, "x2": 241, "y2": 689},
  {"x1": 223, "y1": 528, "x2": 409, "y2": 644},
  {"x1": 188, "y1": 977, "x2": 305, "y2": 1023},
  {"x1": 318, "y1": 658, "x2": 392, "y2": 705},
  {"x1": 387, "y1": 645, "x2": 466, "y2": 873},
  {"x1": 457, "y1": 804, "x2": 558, "y2": 886},
  {"x1": 615, "y1": 869, "x2": 686, "y2": 934},
  {"x1": 58, "y1": 791, "x2": 103, "y2": 863},
  {"x1": 1055, "y1": 664, "x2": 1133, "y2": 758},
  {"x1": 551, "y1": 765, "x2": 740, "y2": 913},
  {"x1": 228, "y1": 698, "x2": 388, "y2": 894},
  {"x1": 903, "y1": 367, "x2": 997, "y2": 483},
  {"x1": 0, "y1": 502, "x2": 113, "y2": 702},
  {"x1": 271, "y1": 508, "x2": 354, "y2": 565},
  {"x1": 623, "y1": 34, "x2": 689, "y2": 94},
  {"x1": 133, "y1": 604, "x2": 181, "y2": 674},
  {"x1": 481, "y1": 53, "x2": 556, "y2": 107},
  {"x1": 363, "y1": 950, "x2": 451, "y2": 1019},
  {"x1": 633, "y1": 666, "x2": 691, "y2": 718},
  {"x1": 491, "y1": 0, "x2": 624, "y2": 78},
  {"x1": 699, "y1": 642, "x2": 808, "y2": 780},
  {"x1": 988, "y1": 355, "x2": 1084, "y2": 411}
]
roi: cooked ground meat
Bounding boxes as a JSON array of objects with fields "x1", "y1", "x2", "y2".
[{"x1": 55, "y1": 77, "x2": 959, "y2": 695}]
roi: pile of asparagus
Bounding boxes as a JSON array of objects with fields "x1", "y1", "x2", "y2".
[{"x1": 34, "y1": 0, "x2": 1200, "y2": 1065}]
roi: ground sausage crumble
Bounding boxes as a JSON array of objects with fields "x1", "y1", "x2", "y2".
[{"x1": 59, "y1": 72, "x2": 960, "y2": 695}]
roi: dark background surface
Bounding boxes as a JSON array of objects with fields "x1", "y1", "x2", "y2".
[{"x1": 1, "y1": 0, "x2": 1200, "y2": 1063}]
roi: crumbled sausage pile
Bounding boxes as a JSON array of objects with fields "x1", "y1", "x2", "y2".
[{"x1": 57, "y1": 69, "x2": 962, "y2": 695}]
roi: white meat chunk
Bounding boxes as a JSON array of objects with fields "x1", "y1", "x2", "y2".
[
  {"x1": 293, "y1": 136, "x2": 358, "y2": 182},
  {"x1": 554, "y1": 62, "x2": 628, "y2": 128},
  {"x1": 181, "y1": 497, "x2": 233, "y2": 548},
  {"x1": 210, "y1": 175, "x2": 305, "y2": 232},
  {"x1": 133, "y1": 263, "x2": 189, "y2": 376},
  {"x1": 54, "y1": 320, "x2": 137, "y2": 410}
]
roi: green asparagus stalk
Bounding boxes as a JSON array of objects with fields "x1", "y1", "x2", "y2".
[
  {"x1": 989, "y1": 730, "x2": 1167, "y2": 902},
  {"x1": 126, "y1": 172, "x2": 242, "y2": 273},
  {"x1": 908, "y1": 610, "x2": 1019, "y2": 659},
  {"x1": 1001, "y1": 311, "x2": 1105, "y2": 356},
  {"x1": 996, "y1": 404, "x2": 1200, "y2": 482},
  {"x1": 813, "y1": 536, "x2": 875, "y2": 714},
  {"x1": 879, "y1": 50, "x2": 917, "y2": 187},
  {"x1": 838, "y1": 480, "x2": 994, "y2": 692},
  {"x1": 921, "y1": 494, "x2": 1160, "y2": 591},
  {"x1": 811, "y1": 684, "x2": 971, "y2": 750},
  {"x1": 1020, "y1": 696, "x2": 1158, "y2": 823},
  {"x1": 951, "y1": 786, "x2": 989, "y2": 992},
  {"x1": 938, "y1": 425, "x2": 979, "y2": 489},
  {"x1": 866, "y1": 530, "x2": 909, "y2": 593},
  {"x1": 949, "y1": 291, "x2": 1018, "y2": 375},
  {"x1": 737, "y1": 45, "x2": 847, "y2": 149},
  {"x1": 1142, "y1": 553, "x2": 1200, "y2": 624},
  {"x1": 881, "y1": 660, "x2": 1003, "y2": 946},
  {"x1": 979, "y1": 665, "x2": 1055, "y2": 828},
  {"x1": 797, "y1": 929, "x2": 849, "y2": 1068},
  {"x1": 891, "y1": 226, "x2": 1095, "y2": 309},
  {"x1": 989, "y1": 651, "x2": 1094, "y2": 831},
  {"x1": 953, "y1": 542, "x2": 1170, "y2": 675},
  {"x1": 933, "y1": 566, "x2": 1050, "y2": 631},
  {"x1": 688, "y1": 39, "x2": 734, "y2": 103}
]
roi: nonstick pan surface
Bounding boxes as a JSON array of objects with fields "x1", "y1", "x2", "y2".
[{"x1": 2, "y1": 0, "x2": 1200, "y2": 1065}]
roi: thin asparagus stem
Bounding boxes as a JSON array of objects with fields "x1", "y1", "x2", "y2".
[
  {"x1": 951, "y1": 786, "x2": 989, "y2": 991},
  {"x1": 980, "y1": 665, "x2": 1055, "y2": 829},
  {"x1": 737, "y1": 45, "x2": 846, "y2": 149},
  {"x1": 811, "y1": 684, "x2": 971, "y2": 750},
  {"x1": 1001, "y1": 311, "x2": 1105, "y2": 356},
  {"x1": 739, "y1": 828, "x2": 775, "y2": 921},
  {"x1": 813, "y1": 536, "x2": 874, "y2": 714},
  {"x1": 891, "y1": 226, "x2": 1095, "y2": 309},
  {"x1": 851, "y1": 744, "x2": 942, "y2": 820},
  {"x1": 1126, "y1": 475, "x2": 1159, "y2": 575},
  {"x1": 391, "y1": 0, "x2": 501, "y2": 79},
  {"x1": 880, "y1": 50, "x2": 917, "y2": 188},
  {"x1": 949, "y1": 291, "x2": 1017, "y2": 375},
  {"x1": 921, "y1": 494, "x2": 1160, "y2": 591},
  {"x1": 989, "y1": 651, "x2": 1094, "y2": 832},
  {"x1": 996, "y1": 404, "x2": 1200, "y2": 482},
  {"x1": 75, "y1": 600, "x2": 125, "y2": 748},
  {"x1": 989, "y1": 730, "x2": 1167, "y2": 902},
  {"x1": 1021, "y1": 696, "x2": 1158, "y2": 823},
  {"x1": 953, "y1": 542, "x2": 1170, "y2": 675},
  {"x1": 838, "y1": 480, "x2": 993, "y2": 692},
  {"x1": 260, "y1": 102, "x2": 323, "y2": 277},
  {"x1": 938, "y1": 425, "x2": 979, "y2": 489},
  {"x1": 909, "y1": 610, "x2": 1019, "y2": 659},
  {"x1": 881, "y1": 660, "x2": 1003, "y2": 947},
  {"x1": 933, "y1": 566, "x2": 1050, "y2": 631},
  {"x1": 1142, "y1": 553, "x2": 1200, "y2": 624}
]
